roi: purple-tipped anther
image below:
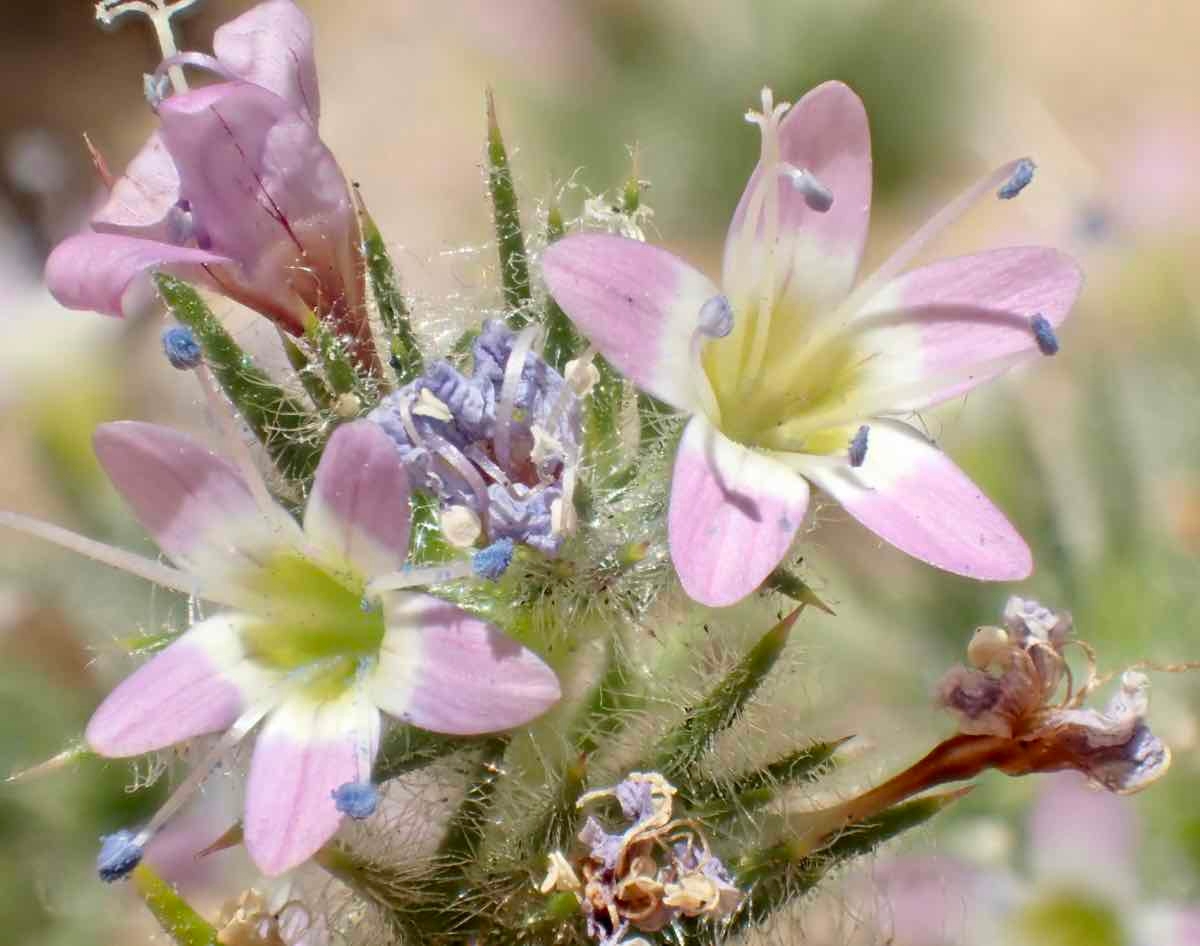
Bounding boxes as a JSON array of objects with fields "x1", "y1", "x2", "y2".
[{"x1": 97, "y1": 829, "x2": 144, "y2": 883}]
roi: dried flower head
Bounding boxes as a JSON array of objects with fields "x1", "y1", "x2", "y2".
[
  {"x1": 936, "y1": 597, "x2": 1170, "y2": 794},
  {"x1": 541, "y1": 773, "x2": 742, "y2": 945}
]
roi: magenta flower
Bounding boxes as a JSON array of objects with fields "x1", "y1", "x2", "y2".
[
  {"x1": 45, "y1": 0, "x2": 375, "y2": 367},
  {"x1": 2, "y1": 420, "x2": 560, "y2": 875},
  {"x1": 862, "y1": 773, "x2": 1200, "y2": 946},
  {"x1": 543, "y1": 83, "x2": 1083, "y2": 606}
]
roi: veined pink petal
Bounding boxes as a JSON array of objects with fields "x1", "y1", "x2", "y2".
[
  {"x1": 304, "y1": 421, "x2": 412, "y2": 579},
  {"x1": 86, "y1": 615, "x2": 272, "y2": 757},
  {"x1": 93, "y1": 421, "x2": 302, "y2": 581},
  {"x1": 158, "y1": 81, "x2": 358, "y2": 334},
  {"x1": 542, "y1": 233, "x2": 719, "y2": 413},
  {"x1": 723, "y1": 80, "x2": 872, "y2": 312},
  {"x1": 1028, "y1": 772, "x2": 1136, "y2": 901},
  {"x1": 44, "y1": 232, "x2": 231, "y2": 318},
  {"x1": 369, "y1": 593, "x2": 561, "y2": 735},
  {"x1": 848, "y1": 247, "x2": 1083, "y2": 411},
  {"x1": 796, "y1": 420, "x2": 1031, "y2": 580},
  {"x1": 91, "y1": 132, "x2": 180, "y2": 238},
  {"x1": 244, "y1": 691, "x2": 380, "y2": 875},
  {"x1": 213, "y1": 0, "x2": 320, "y2": 123},
  {"x1": 668, "y1": 416, "x2": 809, "y2": 607}
]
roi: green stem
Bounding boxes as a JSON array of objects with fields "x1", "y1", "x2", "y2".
[{"x1": 485, "y1": 89, "x2": 532, "y2": 325}]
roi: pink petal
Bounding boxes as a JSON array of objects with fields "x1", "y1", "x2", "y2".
[
  {"x1": 304, "y1": 421, "x2": 412, "y2": 579},
  {"x1": 668, "y1": 416, "x2": 809, "y2": 607},
  {"x1": 1028, "y1": 772, "x2": 1136, "y2": 901},
  {"x1": 86, "y1": 615, "x2": 271, "y2": 757},
  {"x1": 91, "y1": 132, "x2": 180, "y2": 238},
  {"x1": 244, "y1": 692, "x2": 379, "y2": 875},
  {"x1": 722, "y1": 81, "x2": 872, "y2": 311},
  {"x1": 542, "y1": 233, "x2": 720, "y2": 412},
  {"x1": 157, "y1": 81, "x2": 358, "y2": 331},
  {"x1": 850, "y1": 247, "x2": 1084, "y2": 411},
  {"x1": 93, "y1": 421, "x2": 301, "y2": 581},
  {"x1": 44, "y1": 232, "x2": 232, "y2": 318},
  {"x1": 796, "y1": 420, "x2": 1031, "y2": 580},
  {"x1": 213, "y1": 0, "x2": 320, "y2": 123},
  {"x1": 370, "y1": 593, "x2": 561, "y2": 735}
]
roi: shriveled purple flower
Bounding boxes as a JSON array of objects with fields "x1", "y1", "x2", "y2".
[
  {"x1": 370, "y1": 319, "x2": 583, "y2": 555},
  {"x1": 936, "y1": 597, "x2": 1170, "y2": 794},
  {"x1": 45, "y1": 0, "x2": 377, "y2": 369},
  {"x1": 541, "y1": 772, "x2": 741, "y2": 945}
]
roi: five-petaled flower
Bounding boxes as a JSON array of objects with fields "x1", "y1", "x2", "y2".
[
  {"x1": 543, "y1": 82, "x2": 1083, "y2": 606},
  {"x1": 7, "y1": 419, "x2": 560, "y2": 875},
  {"x1": 45, "y1": 0, "x2": 377, "y2": 369}
]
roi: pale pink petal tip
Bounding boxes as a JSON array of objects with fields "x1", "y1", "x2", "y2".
[
  {"x1": 542, "y1": 233, "x2": 719, "y2": 413},
  {"x1": 85, "y1": 617, "x2": 250, "y2": 757},
  {"x1": 373, "y1": 594, "x2": 561, "y2": 736},
  {"x1": 244, "y1": 696, "x2": 379, "y2": 875},
  {"x1": 304, "y1": 420, "x2": 412, "y2": 578},
  {"x1": 668, "y1": 418, "x2": 810, "y2": 607},
  {"x1": 800, "y1": 421, "x2": 1032, "y2": 581}
]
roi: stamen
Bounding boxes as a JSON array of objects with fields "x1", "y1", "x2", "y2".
[
  {"x1": 0, "y1": 510, "x2": 203, "y2": 600},
  {"x1": 848, "y1": 425, "x2": 870, "y2": 468},
  {"x1": 94, "y1": 0, "x2": 204, "y2": 95},
  {"x1": 997, "y1": 158, "x2": 1036, "y2": 199},
  {"x1": 332, "y1": 781, "x2": 378, "y2": 820},
  {"x1": 543, "y1": 344, "x2": 595, "y2": 440},
  {"x1": 494, "y1": 324, "x2": 541, "y2": 471},
  {"x1": 837, "y1": 157, "x2": 1038, "y2": 324},
  {"x1": 472, "y1": 538, "x2": 515, "y2": 581},
  {"x1": 97, "y1": 829, "x2": 143, "y2": 882},
  {"x1": 1030, "y1": 314, "x2": 1059, "y2": 355},
  {"x1": 464, "y1": 444, "x2": 513, "y2": 487},
  {"x1": 427, "y1": 434, "x2": 491, "y2": 526},
  {"x1": 365, "y1": 559, "x2": 476, "y2": 597},
  {"x1": 697, "y1": 295, "x2": 734, "y2": 339},
  {"x1": 782, "y1": 166, "x2": 834, "y2": 213},
  {"x1": 161, "y1": 324, "x2": 202, "y2": 370}
]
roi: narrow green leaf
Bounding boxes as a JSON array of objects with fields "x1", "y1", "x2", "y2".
[
  {"x1": 690, "y1": 737, "x2": 851, "y2": 820},
  {"x1": 651, "y1": 608, "x2": 802, "y2": 780},
  {"x1": 355, "y1": 187, "x2": 423, "y2": 384},
  {"x1": 156, "y1": 275, "x2": 322, "y2": 482},
  {"x1": 541, "y1": 202, "x2": 579, "y2": 373},
  {"x1": 585, "y1": 355, "x2": 626, "y2": 462},
  {"x1": 304, "y1": 311, "x2": 359, "y2": 397},
  {"x1": 764, "y1": 567, "x2": 836, "y2": 615},
  {"x1": 131, "y1": 864, "x2": 218, "y2": 946},
  {"x1": 729, "y1": 789, "x2": 965, "y2": 937},
  {"x1": 280, "y1": 332, "x2": 334, "y2": 410},
  {"x1": 485, "y1": 89, "x2": 532, "y2": 325}
]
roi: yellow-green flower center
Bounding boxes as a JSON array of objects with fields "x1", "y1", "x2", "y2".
[{"x1": 238, "y1": 551, "x2": 386, "y2": 672}]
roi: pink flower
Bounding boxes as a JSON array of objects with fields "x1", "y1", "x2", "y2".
[
  {"x1": 543, "y1": 83, "x2": 1083, "y2": 606},
  {"x1": 3, "y1": 420, "x2": 560, "y2": 875},
  {"x1": 45, "y1": 0, "x2": 374, "y2": 367}
]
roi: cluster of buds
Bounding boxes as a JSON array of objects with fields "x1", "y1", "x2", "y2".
[{"x1": 540, "y1": 773, "x2": 742, "y2": 945}]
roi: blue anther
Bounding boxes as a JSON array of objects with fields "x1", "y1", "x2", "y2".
[
  {"x1": 97, "y1": 829, "x2": 144, "y2": 883},
  {"x1": 332, "y1": 781, "x2": 378, "y2": 820},
  {"x1": 161, "y1": 325, "x2": 203, "y2": 370},
  {"x1": 997, "y1": 158, "x2": 1036, "y2": 199},
  {"x1": 848, "y1": 425, "x2": 870, "y2": 468},
  {"x1": 698, "y1": 295, "x2": 734, "y2": 338},
  {"x1": 472, "y1": 538, "x2": 515, "y2": 581},
  {"x1": 1030, "y1": 314, "x2": 1059, "y2": 356}
]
